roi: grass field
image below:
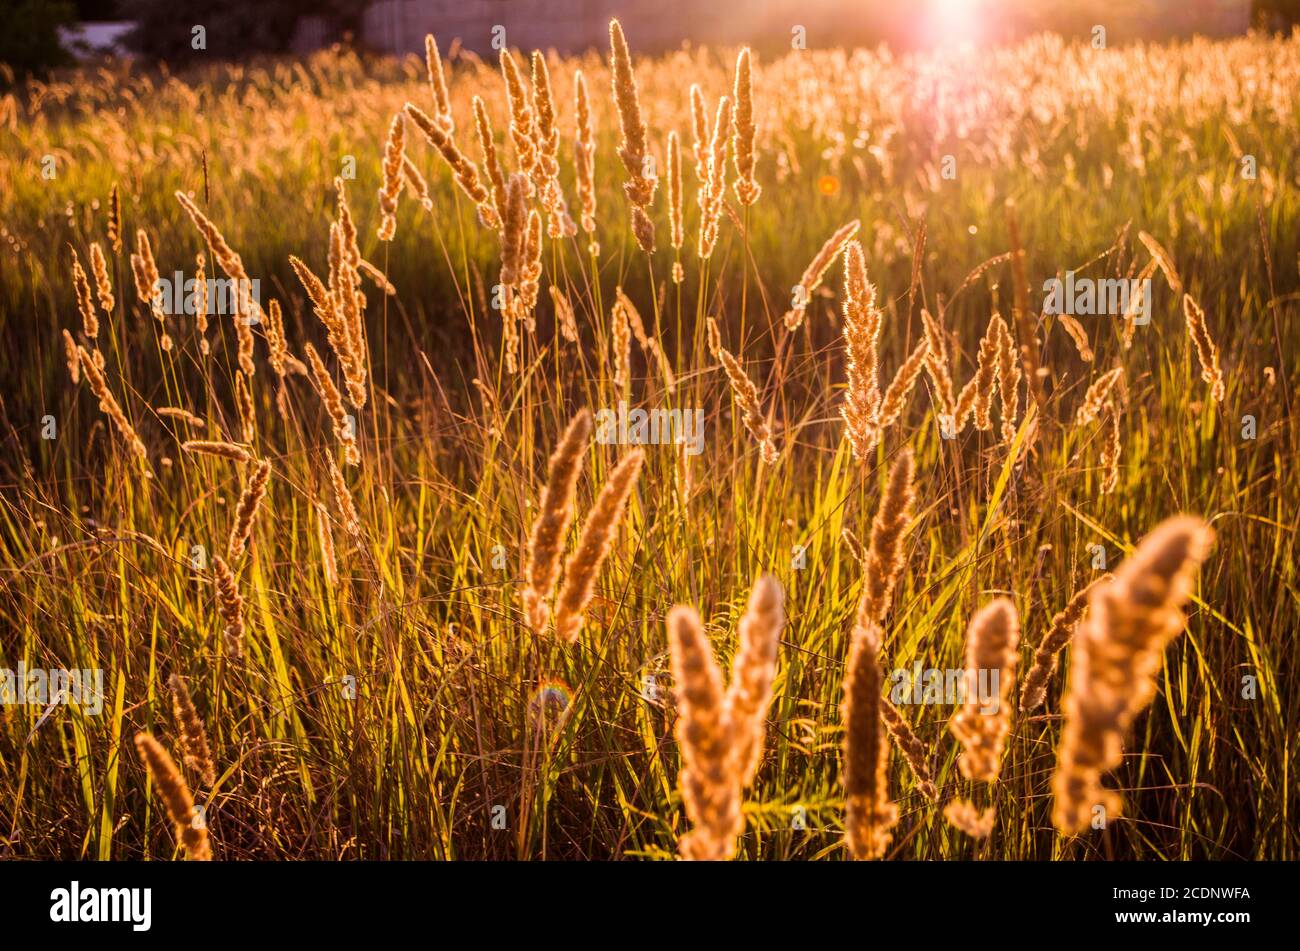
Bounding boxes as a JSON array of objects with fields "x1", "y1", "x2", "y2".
[{"x1": 0, "y1": 23, "x2": 1297, "y2": 860}]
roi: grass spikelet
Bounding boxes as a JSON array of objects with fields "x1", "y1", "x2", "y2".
[
  {"x1": 841, "y1": 526, "x2": 866, "y2": 566},
  {"x1": 573, "y1": 70, "x2": 598, "y2": 245},
  {"x1": 89, "y1": 242, "x2": 114, "y2": 314},
  {"x1": 329, "y1": 179, "x2": 368, "y2": 406},
  {"x1": 856, "y1": 448, "x2": 916, "y2": 626},
  {"x1": 1121, "y1": 258, "x2": 1158, "y2": 350},
  {"x1": 688, "y1": 83, "x2": 710, "y2": 183},
  {"x1": 193, "y1": 251, "x2": 209, "y2": 354},
  {"x1": 996, "y1": 316, "x2": 1021, "y2": 443},
  {"x1": 631, "y1": 206, "x2": 656, "y2": 253},
  {"x1": 263, "y1": 299, "x2": 295, "y2": 378},
  {"x1": 401, "y1": 155, "x2": 433, "y2": 211},
  {"x1": 107, "y1": 182, "x2": 122, "y2": 252},
  {"x1": 471, "y1": 95, "x2": 506, "y2": 220},
  {"x1": 1138, "y1": 229, "x2": 1182, "y2": 293},
  {"x1": 921, "y1": 309, "x2": 956, "y2": 420},
  {"x1": 1051, "y1": 516, "x2": 1215, "y2": 834},
  {"x1": 617, "y1": 287, "x2": 675, "y2": 392},
  {"x1": 696, "y1": 95, "x2": 732, "y2": 259},
  {"x1": 316, "y1": 502, "x2": 339, "y2": 587},
  {"x1": 949, "y1": 597, "x2": 1020, "y2": 783},
  {"x1": 715, "y1": 340, "x2": 777, "y2": 464},
  {"x1": 610, "y1": 292, "x2": 632, "y2": 394},
  {"x1": 731, "y1": 47, "x2": 760, "y2": 206},
  {"x1": 131, "y1": 230, "x2": 158, "y2": 305},
  {"x1": 961, "y1": 313, "x2": 1004, "y2": 432},
  {"x1": 841, "y1": 622, "x2": 898, "y2": 860},
  {"x1": 226, "y1": 458, "x2": 271, "y2": 562},
  {"x1": 667, "y1": 130, "x2": 684, "y2": 253},
  {"x1": 499, "y1": 49, "x2": 538, "y2": 185},
  {"x1": 1183, "y1": 294, "x2": 1225, "y2": 402},
  {"x1": 528, "y1": 52, "x2": 556, "y2": 161},
  {"x1": 76, "y1": 345, "x2": 148, "y2": 466},
  {"x1": 173, "y1": 193, "x2": 261, "y2": 367},
  {"x1": 129, "y1": 228, "x2": 160, "y2": 319},
  {"x1": 62, "y1": 329, "x2": 80, "y2": 383},
  {"x1": 608, "y1": 20, "x2": 656, "y2": 212},
  {"x1": 1020, "y1": 575, "x2": 1112, "y2": 713},
  {"x1": 1074, "y1": 366, "x2": 1124, "y2": 427},
  {"x1": 157, "y1": 407, "x2": 204, "y2": 427},
  {"x1": 71, "y1": 248, "x2": 98, "y2": 339},
  {"x1": 840, "y1": 240, "x2": 882, "y2": 458},
  {"x1": 553, "y1": 448, "x2": 644, "y2": 643},
  {"x1": 499, "y1": 172, "x2": 528, "y2": 286},
  {"x1": 167, "y1": 673, "x2": 216, "y2": 786},
  {"x1": 530, "y1": 51, "x2": 575, "y2": 238},
  {"x1": 290, "y1": 254, "x2": 351, "y2": 383},
  {"x1": 523, "y1": 409, "x2": 593, "y2": 633},
  {"x1": 878, "y1": 339, "x2": 929, "y2": 430},
  {"x1": 944, "y1": 799, "x2": 996, "y2": 839},
  {"x1": 1057, "y1": 312, "x2": 1094, "y2": 362},
  {"x1": 514, "y1": 209, "x2": 544, "y2": 331},
  {"x1": 1099, "y1": 397, "x2": 1122, "y2": 494},
  {"x1": 880, "y1": 699, "x2": 938, "y2": 800},
  {"x1": 783, "y1": 219, "x2": 859, "y2": 330},
  {"x1": 212, "y1": 555, "x2": 245, "y2": 659},
  {"x1": 676, "y1": 439, "x2": 693, "y2": 507},
  {"x1": 404, "y1": 102, "x2": 496, "y2": 228},
  {"x1": 724, "y1": 575, "x2": 784, "y2": 786},
  {"x1": 550, "y1": 286, "x2": 578, "y2": 343},
  {"x1": 377, "y1": 112, "x2": 405, "y2": 241},
  {"x1": 423, "y1": 34, "x2": 453, "y2": 131},
  {"x1": 667, "y1": 604, "x2": 742, "y2": 860},
  {"x1": 325, "y1": 452, "x2": 362, "y2": 536},
  {"x1": 134, "y1": 732, "x2": 211, "y2": 861},
  {"x1": 181, "y1": 440, "x2": 252, "y2": 464},
  {"x1": 303, "y1": 343, "x2": 360, "y2": 466},
  {"x1": 705, "y1": 315, "x2": 722, "y2": 360},
  {"x1": 234, "y1": 370, "x2": 255, "y2": 444}
]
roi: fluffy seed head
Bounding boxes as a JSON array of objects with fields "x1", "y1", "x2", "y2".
[
  {"x1": 1052, "y1": 516, "x2": 1214, "y2": 834},
  {"x1": 523, "y1": 410, "x2": 593, "y2": 633},
  {"x1": 552, "y1": 449, "x2": 644, "y2": 643},
  {"x1": 841, "y1": 623, "x2": 898, "y2": 860},
  {"x1": 134, "y1": 732, "x2": 211, "y2": 860},
  {"x1": 724, "y1": 575, "x2": 784, "y2": 786},
  {"x1": 167, "y1": 674, "x2": 216, "y2": 786},
  {"x1": 856, "y1": 449, "x2": 917, "y2": 627},
  {"x1": 668, "y1": 604, "x2": 742, "y2": 860},
  {"x1": 948, "y1": 597, "x2": 1020, "y2": 783}
]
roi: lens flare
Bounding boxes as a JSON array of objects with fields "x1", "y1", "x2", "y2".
[{"x1": 527, "y1": 680, "x2": 572, "y2": 731}]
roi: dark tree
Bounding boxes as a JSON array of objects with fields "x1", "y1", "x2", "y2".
[
  {"x1": 1254, "y1": 0, "x2": 1300, "y2": 28},
  {"x1": 0, "y1": 0, "x2": 77, "y2": 79},
  {"x1": 121, "y1": 0, "x2": 369, "y2": 64}
]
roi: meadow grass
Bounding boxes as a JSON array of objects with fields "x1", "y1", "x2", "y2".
[{"x1": 0, "y1": 28, "x2": 1296, "y2": 860}]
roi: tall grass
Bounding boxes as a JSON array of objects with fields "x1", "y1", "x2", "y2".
[{"x1": 0, "y1": 27, "x2": 1297, "y2": 860}]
